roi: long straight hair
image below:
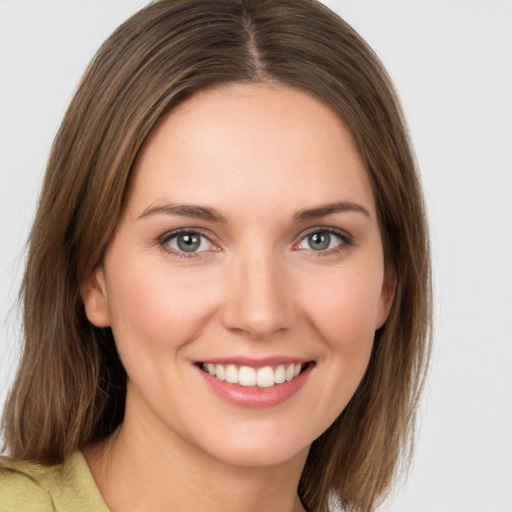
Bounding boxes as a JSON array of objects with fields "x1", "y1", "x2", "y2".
[{"x1": 2, "y1": 1, "x2": 431, "y2": 511}]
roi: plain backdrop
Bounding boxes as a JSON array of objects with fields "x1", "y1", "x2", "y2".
[{"x1": 1, "y1": 2, "x2": 511, "y2": 511}]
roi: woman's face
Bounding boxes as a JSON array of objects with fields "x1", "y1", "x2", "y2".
[{"x1": 84, "y1": 83, "x2": 395, "y2": 469}]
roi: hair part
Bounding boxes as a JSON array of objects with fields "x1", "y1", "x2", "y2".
[{"x1": 2, "y1": 1, "x2": 432, "y2": 511}]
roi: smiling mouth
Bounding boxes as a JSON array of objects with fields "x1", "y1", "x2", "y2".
[{"x1": 198, "y1": 362, "x2": 312, "y2": 388}]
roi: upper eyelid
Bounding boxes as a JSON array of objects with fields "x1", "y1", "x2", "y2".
[
  {"x1": 159, "y1": 227, "x2": 215, "y2": 244},
  {"x1": 159, "y1": 229, "x2": 217, "y2": 258},
  {"x1": 297, "y1": 225, "x2": 352, "y2": 241},
  {"x1": 157, "y1": 225, "x2": 353, "y2": 249}
]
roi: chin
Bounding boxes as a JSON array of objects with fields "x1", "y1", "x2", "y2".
[
  {"x1": 182, "y1": 416, "x2": 317, "y2": 470},
  {"x1": 207, "y1": 437, "x2": 310, "y2": 469}
]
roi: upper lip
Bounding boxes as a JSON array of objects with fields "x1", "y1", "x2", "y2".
[{"x1": 196, "y1": 356, "x2": 313, "y2": 368}]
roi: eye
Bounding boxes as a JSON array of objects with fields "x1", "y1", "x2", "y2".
[
  {"x1": 296, "y1": 229, "x2": 347, "y2": 252},
  {"x1": 165, "y1": 231, "x2": 212, "y2": 253}
]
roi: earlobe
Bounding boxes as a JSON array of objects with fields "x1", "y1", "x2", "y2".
[
  {"x1": 375, "y1": 265, "x2": 397, "y2": 330},
  {"x1": 81, "y1": 267, "x2": 111, "y2": 327}
]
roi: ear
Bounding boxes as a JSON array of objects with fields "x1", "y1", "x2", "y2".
[
  {"x1": 375, "y1": 264, "x2": 397, "y2": 330},
  {"x1": 80, "y1": 266, "x2": 111, "y2": 327}
]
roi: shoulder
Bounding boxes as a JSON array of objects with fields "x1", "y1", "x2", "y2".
[
  {"x1": 0, "y1": 452, "x2": 109, "y2": 512},
  {"x1": 0, "y1": 458, "x2": 55, "y2": 511}
]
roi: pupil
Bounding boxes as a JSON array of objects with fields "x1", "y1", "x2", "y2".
[
  {"x1": 177, "y1": 233, "x2": 200, "y2": 252},
  {"x1": 309, "y1": 232, "x2": 330, "y2": 250}
]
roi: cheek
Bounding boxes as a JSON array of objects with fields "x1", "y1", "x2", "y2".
[
  {"x1": 298, "y1": 264, "x2": 384, "y2": 402},
  {"x1": 105, "y1": 261, "x2": 220, "y2": 366},
  {"x1": 303, "y1": 265, "x2": 384, "y2": 341}
]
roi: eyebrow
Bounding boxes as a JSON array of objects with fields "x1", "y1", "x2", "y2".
[
  {"x1": 138, "y1": 200, "x2": 370, "y2": 223},
  {"x1": 294, "y1": 201, "x2": 371, "y2": 221},
  {"x1": 138, "y1": 203, "x2": 227, "y2": 223}
]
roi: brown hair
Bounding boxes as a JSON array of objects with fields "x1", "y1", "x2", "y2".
[{"x1": 1, "y1": 1, "x2": 431, "y2": 511}]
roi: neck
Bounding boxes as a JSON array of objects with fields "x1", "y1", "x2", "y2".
[{"x1": 83, "y1": 396, "x2": 309, "y2": 512}]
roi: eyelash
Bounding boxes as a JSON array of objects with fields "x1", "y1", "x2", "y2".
[
  {"x1": 294, "y1": 227, "x2": 353, "y2": 256},
  {"x1": 158, "y1": 226, "x2": 353, "y2": 259},
  {"x1": 158, "y1": 228, "x2": 217, "y2": 259}
]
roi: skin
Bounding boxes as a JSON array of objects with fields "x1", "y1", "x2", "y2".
[{"x1": 82, "y1": 82, "x2": 396, "y2": 512}]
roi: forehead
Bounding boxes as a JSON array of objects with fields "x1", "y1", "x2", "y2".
[{"x1": 127, "y1": 82, "x2": 376, "y2": 219}]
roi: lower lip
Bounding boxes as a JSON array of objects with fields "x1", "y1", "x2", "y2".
[{"x1": 196, "y1": 364, "x2": 313, "y2": 409}]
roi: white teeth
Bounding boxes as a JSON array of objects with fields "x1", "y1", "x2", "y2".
[
  {"x1": 215, "y1": 364, "x2": 225, "y2": 381},
  {"x1": 285, "y1": 364, "x2": 295, "y2": 382},
  {"x1": 239, "y1": 366, "x2": 256, "y2": 386},
  {"x1": 225, "y1": 364, "x2": 238, "y2": 384},
  {"x1": 256, "y1": 366, "x2": 275, "y2": 388},
  {"x1": 202, "y1": 362, "x2": 306, "y2": 388},
  {"x1": 275, "y1": 364, "x2": 286, "y2": 384}
]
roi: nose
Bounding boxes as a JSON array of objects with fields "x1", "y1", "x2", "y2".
[{"x1": 220, "y1": 248, "x2": 295, "y2": 340}]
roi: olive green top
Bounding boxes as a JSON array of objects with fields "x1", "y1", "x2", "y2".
[{"x1": 0, "y1": 451, "x2": 109, "y2": 511}]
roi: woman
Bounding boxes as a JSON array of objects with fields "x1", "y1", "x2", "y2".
[{"x1": 0, "y1": 1, "x2": 431, "y2": 511}]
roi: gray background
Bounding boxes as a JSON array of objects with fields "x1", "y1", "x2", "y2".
[{"x1": 1, "y1": 1, "x2": 511, "y2": 510}]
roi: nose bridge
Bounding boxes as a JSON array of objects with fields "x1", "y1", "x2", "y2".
[{"x1": 221, "y1": 242, "x2": 293, "y2": 339}]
